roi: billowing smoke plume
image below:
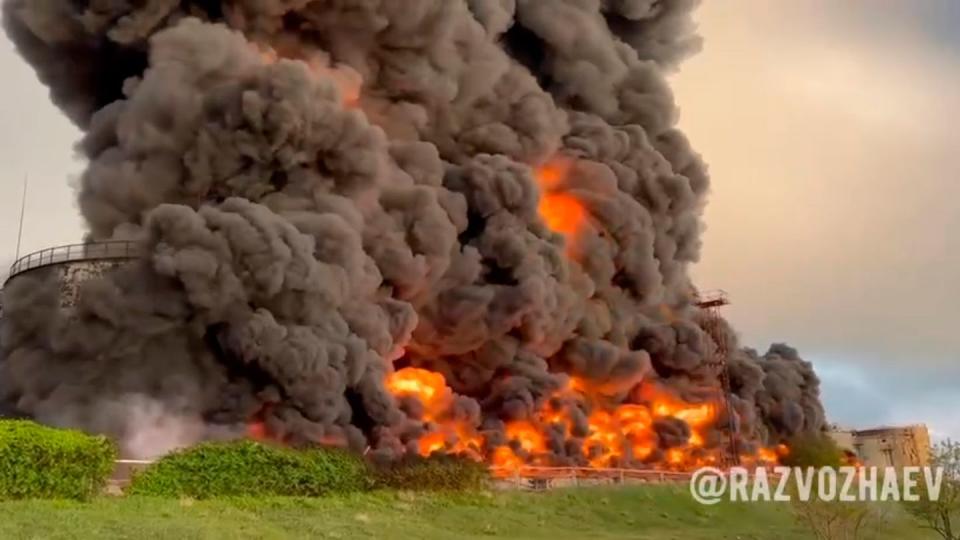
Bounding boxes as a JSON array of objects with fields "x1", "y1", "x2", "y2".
[{"x1": 0, "y1": 0, "x2": 824, "y2": 464}]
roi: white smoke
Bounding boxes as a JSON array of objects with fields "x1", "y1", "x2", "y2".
[{"x1": 118, "y1": 395, "x2": 205, "y2": 460}]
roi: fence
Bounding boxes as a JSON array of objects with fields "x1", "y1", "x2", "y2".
[
  {"x1": 107, "y1": 459, "x2": 696, "y2": 489},
  {"x1": 6, "y1": 241, "x2": 139, "y2": 283},
  {"x1": 490, "y1": 466, "x2": 695, "y2": 490}
]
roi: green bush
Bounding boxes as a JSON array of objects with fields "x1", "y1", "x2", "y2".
[
  {"x1": 373, "y1": 454, "x2": 490, "y2": 491},
  {"x1": 128, "y1": 440, "x2": 370, "y2": 498},
  {"x1": 781, "y1": 432, "x2": 844, "y2": 468},
  {"x1": 0, "y1": 419, "x2": 116, "y2": 500}
]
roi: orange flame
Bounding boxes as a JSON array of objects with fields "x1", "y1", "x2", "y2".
[
  {"x1": 493, "y1": 421, "x2": 551, "y2": 469},
  {"x1": 386, "y1": 367, "x2": 449, "y2": 422},
  {"x1": 418, "y1": 431, "x2": 447, "y2": 456},
  {"x1": 841, "y1": 449, "x2": 864, "y2": 468},
  {"x1": 757, "y1": 446, "x2": 779, "y2": 464},
  {"x1": 379, "y1": 365, "x2": 790, "y2": 474},
  {"x1": 580, "y1": 405, "x2": 657, "y2": 467},
  {"x1": 492, "y1": 445, "x2": 524, "y2": 470},
  {"x1": 535, "y1": 159, "x2": 588, "y2": 253},
  {"x1": 386, "y1": 367, "x2": 483, "y2": 458},
  {"x1": 487, "y1": 379, "x2": 747, "y2": 472},
  {"x1": 505, "y1": 421, "x2": 548, "y2": 455},
  {"x1": 539, "y1": 194, "x2": 587, "y2": 236}
]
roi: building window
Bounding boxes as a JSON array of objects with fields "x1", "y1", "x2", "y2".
[
  {"x1": 854, "y1": 444, "x2": 863, "y2": 457},
  {"x1": 882, "y1": 448, "x2": 894, "y2": 466}
]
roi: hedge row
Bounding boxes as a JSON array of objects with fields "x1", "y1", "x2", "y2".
[
  {"x1": 0, "y1": 419, "x2": 492, "y2": 500},
  {"x1": 128, "y1": 440, "x2": 372, "y2": 498},
  {"x1": 131, "y1": 442, "x2": 490, "y2": 497},
  {"x1": 0, "y1": 420, "x2": 116, "y2": 500}
]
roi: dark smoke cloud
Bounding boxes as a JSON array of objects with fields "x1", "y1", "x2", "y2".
[{"x1": 0, "y1": 0, "x2": 824, "y2": 461}]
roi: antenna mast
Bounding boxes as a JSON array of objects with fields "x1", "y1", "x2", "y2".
[{"x1": 15, "y1": 175, "x2": 28, "y2": 260}]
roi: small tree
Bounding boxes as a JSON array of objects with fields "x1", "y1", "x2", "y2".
[
  {"x1": 792, "y1": 496, "x2": 886, "y2": 540},
  {"x1": 903, "y1": 440, "x2": 960, "y2": 540},
  {"x1": 787, "y1": 432, "x2": 885, "y2": 540},
  {"x1": 782, "y1": 432, "x2": 844, "y2": 468}
]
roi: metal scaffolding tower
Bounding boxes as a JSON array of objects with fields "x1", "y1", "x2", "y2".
[{"x1": 694, "y1": 289, "x2": 740, "y2": 467}]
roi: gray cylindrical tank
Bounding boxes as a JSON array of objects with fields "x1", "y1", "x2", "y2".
[{"x1": 2, "y1": 241, "x2": 138, "y2": 309}]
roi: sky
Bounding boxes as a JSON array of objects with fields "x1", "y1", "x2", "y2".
[
  {"x1": 673, "y1": 0, "x2": 960, "y2": 441},
  {"x1": 0, "y1": 2, "x2": 957, "y2": 440},
  {"x1": 0, "y1": 31, "x2": 84, "y2": 267}
]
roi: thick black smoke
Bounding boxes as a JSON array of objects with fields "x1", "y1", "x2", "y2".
[{"x1": 0, "y1": 0, "x2": 824, "y2": 461}]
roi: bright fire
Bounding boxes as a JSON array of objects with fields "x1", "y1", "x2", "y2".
[
  {"x1": 376, "y1": 366, "x2": 787, "y2": 476},
  {"x1": 539, "y1": 193, "x2": 587, "y2": 236},
  {"x1": 242, "y1": 154, "x2": 790, "y2": 475},
  {"x1": 535, "y1": 159, "x2": 589, "y2": 252},
  {"x1": 386, "y1": 368, "x2": 484, "y2": 458},
  {"x1": 386, "y1": 367, "x2": 448, "y2": 421}
]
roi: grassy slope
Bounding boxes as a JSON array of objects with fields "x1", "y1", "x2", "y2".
[{"x1": 0, "y1": 485, "x2": 933, "y2": 540}]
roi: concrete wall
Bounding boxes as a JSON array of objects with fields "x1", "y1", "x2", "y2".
[
  {"x1": 830, "y1": 429, "x2": 855, "y2": 451},
  {"x1": 829, "y1": 424, "x2": 931, "y2": 467}
]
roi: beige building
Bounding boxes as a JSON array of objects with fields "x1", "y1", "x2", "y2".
[{"x1": 829, "y1": 424, "x2": 931, "y2": 468}]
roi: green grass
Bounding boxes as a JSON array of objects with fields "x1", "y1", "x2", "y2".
[{"x1": 0, "y1": 485, "x2": 935, "y2": 540}]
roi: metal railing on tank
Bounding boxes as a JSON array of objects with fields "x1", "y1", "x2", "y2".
[{"x1": 5, "y1": 241, "x2": 139, "y2": 283}]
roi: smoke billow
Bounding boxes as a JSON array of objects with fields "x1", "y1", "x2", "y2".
[{"x1": 0, "y1": 0, "x2": 825, "y2": 465}]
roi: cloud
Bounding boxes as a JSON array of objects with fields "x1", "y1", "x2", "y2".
[
  {"x1": 673, "y1": 0, "x2": 960, "y2": 438},
  {"x1": 817, "y1": 357, "x2": 960, "y2": 443}
]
